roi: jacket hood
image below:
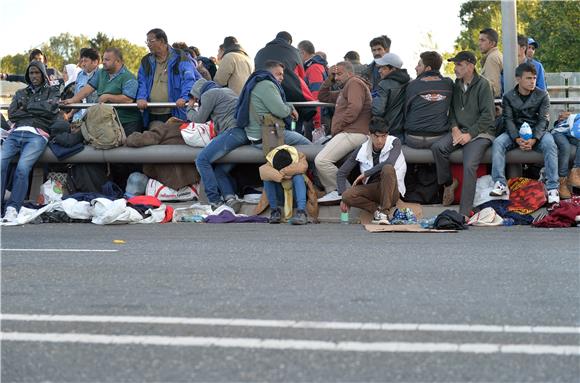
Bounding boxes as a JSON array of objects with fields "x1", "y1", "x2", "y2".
[
  {"x1": 352, "y1": 74, "x2": 373, "y2": 91},
  {"x1": 266, "y1": 37, "x2": 291, "y2": 48},
  {"x1": 25, "y1": 60, "x2": 49, "y2": 86},
  {"x1": 386, "y1": 68, "x2": 411, "y2": 84},
  {"x1": 306, "y1": 54, "x2": 328, "y2": 68},
  {"x1": 223, "y1": 44, "x2": 248, "y2": 57},
  {"x1": 190, "y1": 78, "x2": 208, "y2": 98}
]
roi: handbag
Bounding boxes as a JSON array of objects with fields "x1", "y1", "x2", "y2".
[{"x1": 48, "y1": 141, "x2": 84, "y2": 161}]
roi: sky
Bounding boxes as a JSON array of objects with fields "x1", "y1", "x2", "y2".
[{"x1": 0, "y1": 0, "x2": 464, "y2": 78}]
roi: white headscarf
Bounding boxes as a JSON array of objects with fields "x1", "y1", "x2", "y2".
[{"x1": 64, "y1": 64, "x2": 81, "y2": 86}]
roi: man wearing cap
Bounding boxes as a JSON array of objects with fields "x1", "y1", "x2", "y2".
[
  {"x1": 526, "y1": 37, "x2": 547, "y2": 91},
  {"x1": 371, "y1": 52, "x2": 410, "y2": 142},
  {"x1": 431, "y1": 51, "x2": 495, "y2": 216},
  {"x1": 316, "y1": 61, "x2": 372, "y2": 203},
  {"x1": 478, "y1": 28, "x2": 503, "y2": 98}
]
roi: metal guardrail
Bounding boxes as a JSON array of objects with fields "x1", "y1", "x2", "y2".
[{"x1": 0, "y1": 101, "x2": 337, "y2": 109}]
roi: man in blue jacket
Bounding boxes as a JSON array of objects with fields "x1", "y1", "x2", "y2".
[{"x1": 136, "y1": 28, "x2": 201, "y2": 129}]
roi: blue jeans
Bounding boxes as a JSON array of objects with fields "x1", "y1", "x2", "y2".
[
  {"x1": 263, "y1": 175, "x2": 307, "y2": 210},
  {"x1": 491, "y1": 132, "x2": 559, "y2": 190},
  {"x1": 197, "y1": 128, "x2": 312, "y2": 204},
  {"x1": 552, "y1": 131, "x2": 580, "y2": 177},
  {"x1": 1, "y1": 131, "x2": 48, "y2": 211}
]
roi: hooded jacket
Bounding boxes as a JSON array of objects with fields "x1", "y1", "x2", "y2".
[
  {"x1": 8, "y1": 61, "x2": 60, "y2": 132},
  {"x1": 137, "y1": 47, "x2": 201, "y2": 124},
  {"x1": 318, "y1": 75, "x2": 372, "y2": 136},
  {"x1": 214, "y1": 44, "x2": 253, "y2": 95},
  {"x1": 187, "y1": 79, "x2": 238, "y2": 134},
  {"x1": 502, "y1": 85, "x2": 550, "y2": 141},
  {"x1": 372, "y1": 69, "x2": 411, "y2": 139},
  {"x1": 254, "y1": 38, "x2": 315, "y2": 121}
]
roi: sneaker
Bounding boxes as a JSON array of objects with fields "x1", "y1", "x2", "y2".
[
  {"x1": 2, "y1": 206, "x2": 18, "y2": 223},
  {"x1": 371, "y1": 210, "x2": 390, "y2": 225},
  {"x1": 442, "y1": 179, "x2": 458, "y2": 206},
  {"x1": 318, "y1": 190, "x2": 341, "y2": 204},
  {"x1": 489, "y1": 181, "x2": 508, "y2": 196},
  {"x1": 225, "y1": 196, "x2": 243, "y2": 213},
  {"x1": 547, "y1": 189, "x2": 560, "y2": 204},
  {"x1": 559, "y1": 177, "x2": 572, "y2": 200},
  {"x1": 289, "y1": 209, "x2": 308, "y2": 225},
  {"x1": 269, "y1": 207, "x2": 282, "y2": 224},
  {"x1": 210, "y1": 200, "x2": 224, "y2": 211}
]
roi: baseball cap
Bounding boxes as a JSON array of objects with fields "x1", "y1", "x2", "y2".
[
  {"x1": 448, "y1": 51, "x2": 477, "y2": 65},
  {"x1": 125, "y1": 172, "x2": 149, "y2": 198},
  {"x1": 374, "y1": 53, "x2": 403, "y2": 69},
  {"x1": 528, "y1": 37, "x2": 539, "y2": 48}
]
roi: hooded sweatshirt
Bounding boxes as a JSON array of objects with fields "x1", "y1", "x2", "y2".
[
  {"x1": 187, "y1": 79, "x2": 238, "y2": 134},
  {"x1": 8, "y1": 61, "x2": 60, "y2": 133}
]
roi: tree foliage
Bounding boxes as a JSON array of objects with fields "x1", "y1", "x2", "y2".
[
  {"x1": 0, "y1": 32, "x2": 148, "y2": 75},
  {"x1": 445, "y1": 0, "x2": 580, "y2": 75}
]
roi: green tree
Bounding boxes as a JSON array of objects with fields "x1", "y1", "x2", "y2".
[{"x1": 0, "y1": 53, "x2": 28, "y2": 74}]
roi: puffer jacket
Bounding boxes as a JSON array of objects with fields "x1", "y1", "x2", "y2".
[
  {"x1": 8, "y1": 61, "x2": 60, "y2": 132},
  {"x1": 372, "y1": 69, "x2": 411, "y2": 139}
]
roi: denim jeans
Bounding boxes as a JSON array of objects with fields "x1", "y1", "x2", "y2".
[
  {"x1": 552, "y1": 131, "x2": 580, "y2": 177},
  {"x1": 491, "y1": 132, "x2": 559, "y2": 190},
  {"x1": 263, "y1": 175, "x2": 307, "y2": 210},
  {"x1": 195, "y1": 128, "x2": 249, "y2": 203},
  {"x1": 1, "y1": 130, "x2": 48, "y2": 211}
]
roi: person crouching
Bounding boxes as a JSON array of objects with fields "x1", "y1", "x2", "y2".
[
  {"x1": 338, "y1": 118, "x2": 407, "y2": 224},
  {"x1": 257, "y1": 145, "x2": 319, "y2": 225}
]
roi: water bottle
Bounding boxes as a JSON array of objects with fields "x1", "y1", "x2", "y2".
[
  {"x1": 340, "y1": 204, "x2": 349, "y2": 225},
  {"x1": 519, "y1": 122, "x2": 533, "y2": 140},
  {"x1": 290, "y1": 120, "x2": 296, "y2": 131}
]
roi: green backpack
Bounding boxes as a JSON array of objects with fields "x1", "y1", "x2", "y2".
[{"x1": 81, "y1": 104, "x2": 126, "y2": 149}]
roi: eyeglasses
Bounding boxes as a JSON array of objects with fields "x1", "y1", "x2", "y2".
[{"x1": 145, "y1": 39, "x2": 158, "y2": 45}]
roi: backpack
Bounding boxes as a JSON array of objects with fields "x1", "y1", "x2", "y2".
[{"x1": 80, "y1": 104, "x2": 126, "y2": 149}]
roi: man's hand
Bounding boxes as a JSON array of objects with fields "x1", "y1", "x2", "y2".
[
  {"x1": 175, "y1": 98, "x2": 186, "y2": 108},
  {"x1": 61, "y1": 98, "x2": 75, "y2": 105},
  {"x1": 98, "y1": 94, "x2": 111, "y2": 103},
  {"x1": 451, "y1": 126, "x2": 462, "y2": 145},
  {"x1": 340, "y1": 201, "x2": 349, "y2": 212},
  {"x1": 137, "y1": 99, "x2": 148, "y2": 110},
  {"x1": 290, "y1": 109, "x2": 299, "y2": 121},
  {"x1": 352, "y1": 173, "x2": 366, "y2": 186}
]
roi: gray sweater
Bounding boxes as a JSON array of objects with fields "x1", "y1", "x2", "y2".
[{"x1": 186, "y1": 87, "x2": 238, "y2": 134}]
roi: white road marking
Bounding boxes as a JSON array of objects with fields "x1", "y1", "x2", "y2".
[
  {"x1": 2, "y1": 314, "x2": 579, "y2": 334},
  {"x1": 1, "y1": 332, "x2": 578, "y2": 356},
  {"x1": 1, "y1": 249, "x2": 118, "y2": 253}
]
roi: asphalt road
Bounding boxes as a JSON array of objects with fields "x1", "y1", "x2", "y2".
[{"x1": 1, "y1": 223, "x2": 579, "y2": 382}]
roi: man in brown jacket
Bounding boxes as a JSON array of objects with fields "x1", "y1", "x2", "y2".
[{"x1": 316, "y1": 61, "x2": 372, "y2": 203}]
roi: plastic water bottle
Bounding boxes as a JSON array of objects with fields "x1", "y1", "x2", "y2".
[
  {"x1": 519, "y1": 122, "x2": 533, "y2": 140},
  {"x1": 290, "y1": 120, "x2": 296, "y2": 131},
  {"x1": 340, "y1": 205, "x2": 349, "y2": 225}
]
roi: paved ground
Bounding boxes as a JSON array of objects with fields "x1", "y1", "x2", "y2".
[{"x1": 1, "y1": 223, "x2": 579, "y2": 382}]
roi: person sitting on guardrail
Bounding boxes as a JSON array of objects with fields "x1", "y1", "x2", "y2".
[
  {"x1": 526, "y1": 37, "x2": 547, "y2": 92},
  {"x1": 431, "y1": 51, "x2": 495, "y2": 217},
  {"x1": 187, "y1": 78, "x2": 244, "y2": 211},
  {"x1": 338, "y1": 118, "x2": 406, "y2": 225},
  {"x1": 365, "y1": 35, "x2": 391, "y2": 92},
  {"x1": 371, "y1": 52, "x2": 410, "y2": 142},
  {"x1": 550, "y1": 111, "x2": 580, "y2": 199},
  {"x1": 490, "y1": 62, "x2": 559, "y2": 204},
  {"x1": 0, "y1": 49, "x2": 63, "y2": 91},
  {"x1": 1, "y1": 61, "x2": 61, "y2": 223},
  {"x1": 62, "y1": 47, "x2": 143, "y2": 136},
  {"x1": 316, "y1": 61, "x2": 371, "y2": 204},
  {"x1": 136, "y1": 28, "x2": 201, "y2": 130},
  {"x1": 71, "y1": 48, "x2": 100, "y2": 122}
]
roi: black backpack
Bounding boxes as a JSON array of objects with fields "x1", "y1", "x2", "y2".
[{"x1": 403, "y1": 163, "x2": 442, "y2": 204}]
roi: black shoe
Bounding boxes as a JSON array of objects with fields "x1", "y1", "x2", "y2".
[
  {"x1": 210, "y1": 201, "x2": 224, "y2": 211},
  {"x1": 269, "y1": 208, "x2": 282, "y2": 224},
  {"x1": 225, "y1": 197, "x2": 243, "y2": 213},
  {"x1": 289, "y1": 209, "x2": 308, "y2": 225}
]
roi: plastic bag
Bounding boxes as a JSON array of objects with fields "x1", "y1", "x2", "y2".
[
  {"x1": 146, "y1": 179, "x2": 199, "y2": 202},
  {"x1": 180, "y1": 121, "x2": 215, "y2": 147},
  {"x1": 37, "y1": 179, "x2": 63, "y2": 205},
  {"x1": 312, "y1": 127, "x2": 327, "y2": 145}
]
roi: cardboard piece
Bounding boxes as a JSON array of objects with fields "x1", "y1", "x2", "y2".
[{"x1": 364, "y1": 224, "x2": 457, "y2": 233}]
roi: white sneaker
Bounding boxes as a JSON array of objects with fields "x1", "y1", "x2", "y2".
[
  {"x1": 547, "y1": 189, "x2": 560, "y2": 204},
  {"x1": 490, "y1": 181, "x2": 508, "y2": 196},
  {"x1": 371, "y1": 210, "x2": 390, "y2": 225},
  {"x1": 318, "y1": 190, "x2": 341, "y2": 203},
  {"x1": 2, "y1": 206, "x2": 18, "y2": 223}
]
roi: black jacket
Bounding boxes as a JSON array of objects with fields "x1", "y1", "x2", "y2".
[
  {"x1": 8, "y1": 61, "x2": 60, "y2": 132},
  {"x1": 371, "y1": 69, "x2": 410, "y2": 139},
  {"x1": 502, "y1": 86, "x2": 550, "y2": 141},
  {"x1": 404, "y1": 70, "x2": 453, "y2": 136}
]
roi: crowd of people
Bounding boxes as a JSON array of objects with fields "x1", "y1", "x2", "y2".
[{"x1": 1, "y1": 28, "x2": 578, "y2": 225}]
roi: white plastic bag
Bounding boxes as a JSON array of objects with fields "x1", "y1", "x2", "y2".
[
  {"x1": 38, "y1": 179, "x2": 63, "y2": 204},
  {"x1": 146, "y1": 179, "x2": 199, "y2": 201},
  {"x1": 180, "y1": 121, "x2": 215, "y2": 147}
]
